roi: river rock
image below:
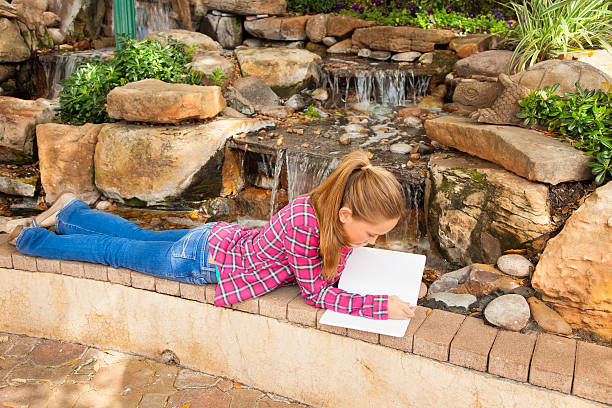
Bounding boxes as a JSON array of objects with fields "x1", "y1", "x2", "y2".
[
  {"x1": 198, "y1": 0, "x2": 286, "y2": 15},
  {"x1": 449, "y1": 34, "x2": 497, "y2": 58},
  {"x1": 531, "y1": 181, "x2": 612, "y2": 340},
  {"x1": 189, "y1": 53, "x2": 235, "y2": 86},
  {"x1": 305, "y1": 13, "x2": 327, "y2": 43},
  {"x1": 455, "y1": 50, "x2": 514, "y2": 78},
  {"x1": 235, "y1": 47, "x2": 321, "y2": 97},
  {"x1": 0, "y1": 96, "x2": 53, "y2": 163},
  {"x1": 426, "y1": 152, "x2": 555, "y2": 265},
  {"x1": 0, "y1": 171, "x2": 37, "y2": 196},
  {"x1": 257, "y1": 105, "x2": 294, "y2": 118},
  {"x1": 456, "y1": 264, "x2": 520, "y2": 297},
  {"x1": 106, "y1": 79, "x2": 225, "y2": 124},
  {"x1": 424, "y1": 292, "x2": 477, "y2": 313},
  {"x1": 527, "y1": 297, "x2": 572, "y2": 335},
  {"x1": 47, "y1": 0, "x2": 105, "y2": 42},
  {"x1": 232, "y1": 76, "x2": 279, "y2": 108},
  {"x1": 326, "y1": 39, "x2": 357, "y2": 55},
  {"x1": 484, "y1": 294, "x2": 530, "y2": 331},
  {"x1": 429, "y1": 265, "x2": 472, "y2": 295},
  {"x1": 145, "y1": 29, "x2": 222, "y2": 54},
  {"x1": 37, "y1": 123, "x2": 103, "y2": 204},
  {"x1": 352, "y1": 26, "x2": 456, "y2": 53},
  {"x1": 311, "y1": 88, "x2": 328, "y2": 101},
  {"x1": 94, "y1": 119, "x2": 274, "y2": 206},
  {"x1": 326, "y1": 15, "x2": 376, "y2": 37},
  {"x1": 47, "y1": 27, "x2": 65, "y2": 45},
  {"x1": 222, "y1": 85, "x2": 255, "y2": 115},
  {"x1": 0, "y1": 18, "x2": 31, "y2": 63},
  {"x1": 200, "y1": 14, "x2": 243, "y2": 49},
  {"x1": 322, "y1": 37, "x2": 336, "y2": 47},
  {"x1": 424, "y1": 115, "x2": 593, "y2": 185},
  {"x1": 497, "y1": 254, "x2": 533, "y2": 278},
  {"x1": 389, "y1": 143, "x2": 411, "y2": 154},
  {"x1": 391, "y1": 51, "x2": 421, "y2": 62},
  {"x1": 244, "y1": 15, "x2": 309, "y2": 41},
  {"x1": 284, "y1": 94, "x2": 310, "y2": 111}
]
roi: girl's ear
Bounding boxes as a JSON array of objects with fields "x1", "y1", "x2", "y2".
[{"x1": 338, "y1": 206, "x2": 353, "y2": 224}]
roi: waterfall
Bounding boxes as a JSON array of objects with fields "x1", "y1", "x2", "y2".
[
  {"x1": 135, "y1": 0, "x2": 176, "y2": 40},
  {"x1": 269, "y1": 149, "x2": 285, "y2": 219},
  {"x1": 285, "y1": 152, "x2": 340, "y2": 202}
]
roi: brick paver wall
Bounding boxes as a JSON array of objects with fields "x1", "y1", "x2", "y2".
[{"x1": 0, "y1": 238, "x2": 610, "y2": 405}]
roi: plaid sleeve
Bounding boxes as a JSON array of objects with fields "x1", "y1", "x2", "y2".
[{"x1": 284, "y1": 225, "x2": 388, "y2": 320}]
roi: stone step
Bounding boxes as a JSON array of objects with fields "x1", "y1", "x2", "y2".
[{"x1": 424, "y1": 115, "x2": 592, "y2": 185}]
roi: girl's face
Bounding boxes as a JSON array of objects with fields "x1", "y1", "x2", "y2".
[{"x1": 338, "y1": 206, "x2": 399, "y2": 248}]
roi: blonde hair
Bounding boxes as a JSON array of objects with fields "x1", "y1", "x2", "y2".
[{"x1": 310, "y1": 151, "x2": 404, "y2": 281}]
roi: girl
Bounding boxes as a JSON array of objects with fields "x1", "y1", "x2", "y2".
[{"x1": 12, "y1": 150, "x2": 415, "y2": 320}]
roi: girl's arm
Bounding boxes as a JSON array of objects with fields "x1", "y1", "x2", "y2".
[{"x1": 284, "y1": 225, "x2": 389, "y2": 320}]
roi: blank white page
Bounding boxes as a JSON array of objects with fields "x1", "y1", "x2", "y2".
[{"x1": 318, "y1": 247, "x2": 426, "y2": 337}]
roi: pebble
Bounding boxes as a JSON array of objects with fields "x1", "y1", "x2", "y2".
[
  {"x1": 257, "y1": 105, "x2": 294, "y2": 119},
  {"x1": 428, "y1": 276, "x2": 459, "y2": 295},
  {"x1": 95, "y1": 200, "x2": 113, "y2": 210},
  {"x1": 527, "y1": 297, "x2": 572, "y2": 335},
  {"x1": 284, "y1": 94, "x2": 310, "y2": 111},
  {"x1": 400, "y1": 116, "x2": 422, "y2": 127},
  {"x1": 484, "y1": 294, "x2": 530, "y2": 331},
  {"x1": 391, "y1": 51, "x2": 422, "y2": 62},
  {"x1": 389, "y1": 143, "x2": 412, "y2": 154},
  {"x1": 425, "y1": 292, "x2": 477, "y2": 312},
  {"x1": 497, "y1": 254, "x2": 534, "y2": 277},
  {"x1": 338, "y1": 134, "x2": 351, "y2": 145},
  {"x1": 370, "y1": 51, "x2": 391, "y2": 61}
]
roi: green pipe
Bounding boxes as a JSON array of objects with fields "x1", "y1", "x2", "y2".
[{"x1": 113, "y1": 0, "x2": 136, "y2": 48}]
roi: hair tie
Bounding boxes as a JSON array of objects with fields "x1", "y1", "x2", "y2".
[{"x1": 361, "y1": 164, "x2": 372, "y2": 170}]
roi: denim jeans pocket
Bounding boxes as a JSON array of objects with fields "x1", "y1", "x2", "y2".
[{"x1": 170, "y1": 226, "x2": 207, "y2": 260}]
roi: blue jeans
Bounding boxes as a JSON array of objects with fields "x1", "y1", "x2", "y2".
[{"x1": 16, "y1": 199, "x2": 218, "y2": 285}]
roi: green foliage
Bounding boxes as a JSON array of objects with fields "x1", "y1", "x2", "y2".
[
  {"x1": 303, "y1": 104, "x2": 321, "y2": 117},
  {"x1": 507, "y1": 0, "x2": 612, "y2": 72},
  {"x1": 58, "y1": 35, "x2": 201, "y2": 125},
  {"x1": 287, "y1": 0, "x2": 338, "y2": 13},
  {"x1": 208, "y1": 67, "x2": 229, "y2": 87},
  {"x1": 518, "y1": 83, "x2": 612, "y2": 185},
  {"x1": 341, "y1": 2, "x2": 511, "y2": 33}
]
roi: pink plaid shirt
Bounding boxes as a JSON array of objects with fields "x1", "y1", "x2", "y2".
[{"x1": 208, "y1": 194, "x2": 388, "y2": 319}]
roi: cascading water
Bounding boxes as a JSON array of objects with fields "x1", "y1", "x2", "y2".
[
  {"x1": 320, "y1": 58, "x2": 433, "y2": 108},
  {"x1": 268, "y1": 149, "x2": 285, "y2": 219},
  {"x1": 135, "y1": 0, "x2": 176, "y2": 40},
  {"x1": 38, "y1": 49, "x2": 114, "y2": 99},
  {"x1": 285, "y1": 152, "x2": 340, "y2": 202}
]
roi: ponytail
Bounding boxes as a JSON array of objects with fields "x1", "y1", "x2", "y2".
[{"x1": 310, "y1": 151, "x2": 404, "y2": 281}]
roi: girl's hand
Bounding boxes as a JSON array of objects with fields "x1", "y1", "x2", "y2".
[{"x1": 388, "y1": 295, "x2": 416, "y2": 320}]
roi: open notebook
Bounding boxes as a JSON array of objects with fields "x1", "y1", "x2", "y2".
[{"x1": 319, "y1": 247, "x2": 426, "y2": 337}]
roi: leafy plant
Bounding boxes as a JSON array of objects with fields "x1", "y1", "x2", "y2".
[
  {"x1": 518, "y1": 83, "x2": 612, "y2": 184},
  {"x1": 304, "y1": 104, "x2": 321, "y2": 117},
  {"x1": 287, "y1": 0, "x2": 339, "y2": 13},
  {"x1": 507, "y1": 0, "x2": 612, "y2": 72},
  {"x1": 58, "y1": 35, "x2": 200, "y2": 125},
  {"x1": 208, "y1": 67, "x2": 229, "y2": 87}
]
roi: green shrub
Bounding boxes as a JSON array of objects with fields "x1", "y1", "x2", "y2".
[
  {"x1": 58, "y1": 35, "x2": 201, "y2": 125},
  {"x1": 518, "y1": 83, "x2": 612, "y2": 185},
  {"x1": 507, "y1": 0, "x2": 612, "y2": 72},
  {"x1": 287, "y1": 0, "x2": 339, "y2": 13}
]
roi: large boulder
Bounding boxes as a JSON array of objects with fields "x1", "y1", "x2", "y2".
[
  {"x1": 305, "y1": 13, "x2": 328, "y2": 43},
  {"x1": 532, "y1": 181, "x2": 612, "y2": 340},
  {"x1": 351, "y1": 26, "x2": 456, "y2": 53},
  {"x1": 106, "y1": 79, "x2": 226, "y2": 124},
  {"x1": 94, "y1": 119, "x2": 274, "y2": 206},
  {"x1": 454, "y1": 50, "x2": 514, "y2": 78},
  {"x1": 37, "y1": 123, "x2": 104, "y2": 204},
  {"x1": 189, "y1": 53, "x2": 235, "y2": 86},
  {"x1": 200, "y1": 14, "x2": 243, "y2": 49},
  {"x1": 425, "y1": 152, "x2": 555, "y2": 266},
  {"x1": 47, "y1": 0, "x2": 105, "y2": 42},
  {"x1": 424, "y1": 115, "x2": 592, "y2": 185},
  {"x1": 199, "y1": 0, "x2": 286, "y2": 15},
  {"x1": 0, "y1": 18, "x2": 31, "y2": 62},
  {"x1": 0, "y1": 96, "x2": 53, "y2": 163},
  {"x1": 244, "y1": 15, "x2": 310, "y2": 41},
  {"x1": 326, "y1": 15, "x2": 376, "y2": 37},
  {"x1": 145, "y1": 29, "x2": 222, "y2": 54},
  {"x1": 232, "y1": 77, "x2": 279, "y2": 108},
  {"x1": 235, "y1": 47, "x2": 321, "y2": 97},
  {"x1": 0, "y1": 1, "x2": 18, "y2": 18}
]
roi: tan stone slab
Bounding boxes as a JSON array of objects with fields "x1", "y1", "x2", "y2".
[
  {"x1": 316, "y1": 308, "x2": 347, "y2": 336},
  {"x1": 347, "y1": 328, "x2": 379, "y2": 344},
  {"x1": 131, "y1": 271, "x2": 155, "y2": 291},
  {"x1": 380, "y1": 306, "x2": 430, "y2": 353},
  {"x1": 233, "y1": 297, "x2": 259, "y2": 314},
  {"x1": 82, "y1": 263, "x2": 108, "y2": 281},
  {"x1": 36, "y1": 258, "x2": 61, "y2": 274},
  {"x1": 107, "y1": 267, "x2": 131, "y2": 286},
  {"x1": 450, "y1": 316, "x2": 498, "y2": 372},
  {"x1": 155, "y1": 278, "x2": 180, "y2": 296},
  {"x1": 529, "y1": 333, "x2": 575, "y2": 393},
  {"x1": 424, "y1": 115, "x2": 592, "y2": 184},
  {"x1": 573, "y1": 341, "x2": 612, "y2": 404},
  {"x1": 259, "y1": 285, "x2": 300, "y2": 320},
  {"x1": 12, "y1": 253, "x2": 37, "y2": 271},
  {"x1": 287, "y1": 295, "x2": 317, "y2": 327},
  {"x1": 488, "y1": 330, "x2": 536, "y2": 382},
  {"x1": 179, "y1": 282, "x2": 206, "y2": 303},
  {"x1": 413, "y1": 309, "x2": 465, "y2": 361},
  {"x1": 200, "y1": 0, "x2": 287, "y2": 15},
  {"x1": 60, "y1": 260, "x2": 84, "y2": 278}
]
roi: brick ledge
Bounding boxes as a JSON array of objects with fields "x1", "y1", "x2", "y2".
[{"x1": 0, "y1": 239, "x2": 609, "y2": 406}]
